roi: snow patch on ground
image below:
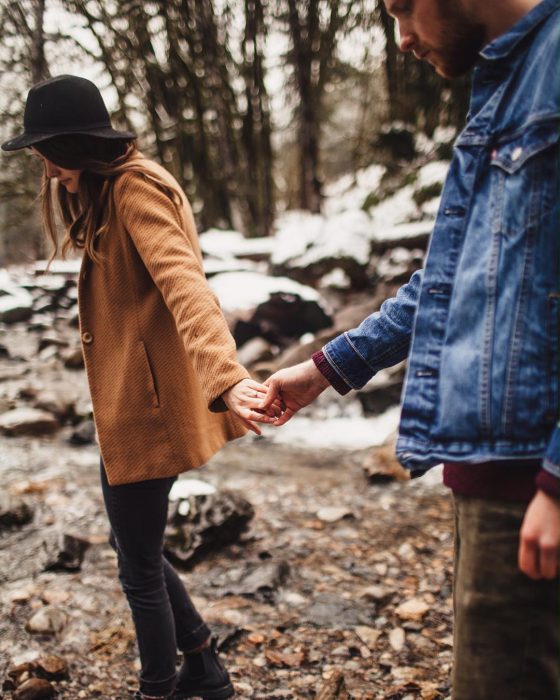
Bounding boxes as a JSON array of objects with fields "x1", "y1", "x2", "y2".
[{"x1": 262, "y1": 405, "x2": 401, "y2": 450}]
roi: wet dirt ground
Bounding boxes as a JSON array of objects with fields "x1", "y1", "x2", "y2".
[{"x1": 0, "y1": 429, "x2": 453, "y2": 700}]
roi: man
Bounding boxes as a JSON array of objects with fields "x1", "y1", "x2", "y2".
[{"x1": 261, "y1": 1, "x2": 560, "y2": 697}]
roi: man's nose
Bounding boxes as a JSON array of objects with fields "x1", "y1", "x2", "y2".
[{"x1": 398, "y1": 24, "x2": 417, "y2": 52}]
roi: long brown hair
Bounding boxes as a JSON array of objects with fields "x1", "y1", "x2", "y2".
[{"x1": 35, "y1": 134, "x2": 182, "y2": 265}]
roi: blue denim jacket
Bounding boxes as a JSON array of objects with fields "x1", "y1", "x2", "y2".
[{"x1": 323, "y1": 0, "x2": 560, "y2": 477}]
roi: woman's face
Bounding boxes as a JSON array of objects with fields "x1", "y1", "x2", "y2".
[{"x1": 30, "y1": 147, "x2": 83, "y2": 193}]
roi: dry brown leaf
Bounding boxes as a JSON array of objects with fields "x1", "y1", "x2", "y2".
[{"x1": 264, "y1": 648, "x2": 305, "y2": 668}]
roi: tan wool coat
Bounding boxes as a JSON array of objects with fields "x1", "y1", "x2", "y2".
[{"x1": 78, "y1": 155, "x2": 248, "y2": 485}]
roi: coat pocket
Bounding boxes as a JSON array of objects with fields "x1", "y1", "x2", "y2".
[
  {"x1": 138, "y1": 340, "x2": 160, "y2": 408},
  {"x1": 490, "y1": 118, "x2": 559, "y2": 237}
]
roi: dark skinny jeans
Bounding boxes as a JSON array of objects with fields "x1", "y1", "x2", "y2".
[{"x1": 100, "y1": 460, "x2": 211, "y2": 697}]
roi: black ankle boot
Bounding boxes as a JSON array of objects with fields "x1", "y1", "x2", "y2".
[{"x1": 173, "y1": 637, "x2": 234, "y2": 699}]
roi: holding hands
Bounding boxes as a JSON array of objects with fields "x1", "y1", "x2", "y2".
[
  {"x1": 260, "y1": 359, "x2": 330, "y2": 426},
  {"x1": 222, "y1": 378, "x2": 281, "y2": 435},
  {"x1": 223, "y1": 359, "x2": 330, "y2": 433}
]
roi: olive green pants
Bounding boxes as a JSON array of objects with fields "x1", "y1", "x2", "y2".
[{"x1": 452, "y1": 494, "x2": 560, "y2": 700}]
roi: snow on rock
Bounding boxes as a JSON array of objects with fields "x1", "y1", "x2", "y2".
[
  {"x1": 371, "y1": 221, "x2": 433, "y2": 249},
  {"x1": 199, "y1": 229, "x2": 275, "y2": 261},
  {"x1": 170, "y1": 479, "x2": 217, "y2": 500},
  {"x1": 415, "y1": 160, "x2": 449, "y2": 190},
  {"x1": 323, "y1": 164, "x2": 386, "y2": 216},
  {"x1": 433, "y1": 125, "x2": 457, "y2": 145},
  {"x1": 376, "y1": 247, "x2": 424, "y2": 282},
  {"x1": 318, "y1": 268, "x2": 353, "y2": 290},
  {"x1": 294, "y1": 211, "x2": 373, "y2": 267},
  {"x1": 421, "y1": 197, "x2": 442, "y2": 219},
  {"x1": 369, "y1": 185, "x2": 419, "y2": 228},
  {"x1": 34, "y1": 260, "x2": 82, "y2": 275},
  {"x1": 208, "y1": 271, "x2": 321, "y2": 314},
  {"x1": 271, "y1": 212, "x2": 324, "y2": 266},
  {"x1": 273, "y1": 210, "x2": 373, "y2": 268},
  {"x1": 202, "y1": 256, "x2": 260, "y2": 276}
]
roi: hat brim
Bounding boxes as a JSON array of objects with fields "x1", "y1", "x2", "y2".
[{"x1": 1, "y1": 126, "x2": 137, "y2": 152}]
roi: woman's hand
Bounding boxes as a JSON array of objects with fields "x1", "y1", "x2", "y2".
[{"x1": 222, "y1": 378, "x2": 283, "y2": 435}]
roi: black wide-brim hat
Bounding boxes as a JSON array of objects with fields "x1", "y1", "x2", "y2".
[{"x1": 1, "y1": 74, "x2": 136, "y2": 151}]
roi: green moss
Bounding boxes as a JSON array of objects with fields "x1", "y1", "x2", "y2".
[
  {"x1": 362, "y1": 192, "x2": 382, "y2": 210},
  {"x1": 413, "y1": 181, "x2": 443, "y2": 207},
  {"x1": 401, "y1": 171, "x2": 419, "y2": 188}
]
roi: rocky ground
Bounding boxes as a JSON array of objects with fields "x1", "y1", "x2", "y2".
[{"x1": 0, "y1": 426, "x2": 454, "y2": 700}]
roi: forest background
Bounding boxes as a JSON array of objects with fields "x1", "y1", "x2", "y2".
[{"x1": 0, "y1": 0, "x2": 469, "y2": 265}]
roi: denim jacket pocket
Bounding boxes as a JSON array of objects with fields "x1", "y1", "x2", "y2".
[{"x1": 490, "y1": 118, "x2": 559, "y2": 236}]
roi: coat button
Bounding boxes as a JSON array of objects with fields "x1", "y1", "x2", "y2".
[
  {"x1": 511, "y1": 146, "x2": 522, "y2": 161},
  {"x1": 82, "y1": 332, "x2": 93, "y2": 344}
]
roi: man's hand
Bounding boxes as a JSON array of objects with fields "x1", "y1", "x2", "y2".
[
  {"x1": 518, "y1": 489, "x2": 560, "y2": 579},
  {"x1": 260, "y1": 359, "x2": 331, "y2": 426}
]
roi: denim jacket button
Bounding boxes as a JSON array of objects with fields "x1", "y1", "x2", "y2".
[{"x1": 511, "y1": 146, "x2": 523, "y2": 161}]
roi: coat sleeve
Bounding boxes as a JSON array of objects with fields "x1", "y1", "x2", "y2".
[{"x1": 113, "y1": 171, "x2": 249, "y2": 410}]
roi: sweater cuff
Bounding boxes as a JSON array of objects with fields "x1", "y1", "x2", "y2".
[
  {"x1": 312, "y1": 350, "x2": 351, "y2": 395},
  {"x1": 536, "y1": 468, "x2": 560, "y2": 500}
]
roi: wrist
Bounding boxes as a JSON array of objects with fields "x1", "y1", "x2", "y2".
[
  {"x1": 307, "y1": 358, "x2": 331, "y2": 390},
  {"x1": 311, "y1": 350, "x2": 351, "y2": 395},
  {"x1": 536, "y1": 468, "x2": 560, "y2": 500}
]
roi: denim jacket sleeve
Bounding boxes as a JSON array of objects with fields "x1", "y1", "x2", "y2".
[{"x1": 323, "y1": 269, "x2": 422, "y2": 389}]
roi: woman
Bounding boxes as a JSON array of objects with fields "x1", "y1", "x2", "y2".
[{"x1": 2, "y1": 75, "x2": 278, "y2": 700}]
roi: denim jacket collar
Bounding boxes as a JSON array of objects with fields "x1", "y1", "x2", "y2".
[{"x1": 479, "y1": 0, "x2": 559, "y2": 61}]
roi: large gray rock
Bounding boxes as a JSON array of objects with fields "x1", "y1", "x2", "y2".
[
  {"x1": 42, "y1": 532, "x2": 91, "y2": 572},
  {"x1": 164, "y1": 487, "x2": 254, "y2": 570},
  {"x1": 33, "y1": 388, "x2": 77, "y2": 422},
  {"x1": 0, "y1": 493, "x2": 34, "y2": 530},
  {"x1": 0, "y1": 270, "x2": 34, "y2": 323},
  {"x1": 61, "y1": 346, "x2": 84, "y2": 369},
  {"x1": 303, "y1": 593, "x2": 373, "y2": 629},
  {"x1": 236, "y1": 337, "x2": 274, "y2": 368},
  {"x1": 0, "y1": 408, "x2": 59, "y2": 437},
  {"x1": 0, "y1": 298, "x2": 34, "y2": 324},
  {"x1": 236, "y1": 561, "x2": 290, "y2": 602},
  {"x1": 13, "y1": 678, "x2": 57, "y2": 700},
  {"x1": 68, "y1": 419, "x2": 96, "y2": 445},
  {"x1": 234, "y1": 293, "x2": 333, "y2": 348},
  {"x1": 25, "y1": 606, "x2": 67, "y2": 635},
  {"x1": 37, "y1": 334, "x2": 69, "y2": 353}
]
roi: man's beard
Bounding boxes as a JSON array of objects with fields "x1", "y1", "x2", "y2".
[{"x1": 432, "y1": 0, "x2": 486, "y2": 78}]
